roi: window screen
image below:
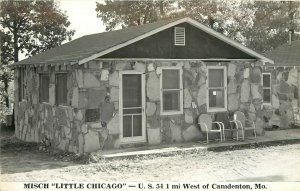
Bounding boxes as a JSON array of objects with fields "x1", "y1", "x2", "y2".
[
  {"x1": 55, "y1": 73, "x2": 68, "y2": 105},
  {"x1": 123, "y1": 74, "x2": 142, "y2": 108},
  {"x1": 208, "y1": 68, "x2": 226, "y2": 110},
  {"x1": 39, "y1": 74, "x2": 49, "y2": 103},
  {"x1": 161, "y1": 68, "x2": 182, "y2": 113},
  {"x1": 122, "y1": 74, "x2": 143, "y2": 138},
  {"x1": 162, "y1": 69, "x2": 180, "y2": 89},
  {"x1": 208, "y1": 69, "x2": 224, "y2": 87}
]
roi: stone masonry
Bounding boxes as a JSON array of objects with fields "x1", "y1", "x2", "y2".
[
  {"x1": 14, "y1": 60, "x2": 267, "y2": 154},
  {"x1": 262, "y1": 67, "x2": 299, "y2": 129}
]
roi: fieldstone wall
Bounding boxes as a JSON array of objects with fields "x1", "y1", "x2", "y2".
[
  {"x1": 14, "y1": 59, "x2": 266, "y2": 154},
  {"x1": 14, "y1": 65, "x2": 82, "y2": 153},
  {"x1": 14, "y1": 61, "x2": 123, "y2": 154},
  {"x1": 263, "y1": 67, "x2": 299, "y2": 129},
  {"x1": 226, "y1": 61, "x2": 265, "y2": 135}
]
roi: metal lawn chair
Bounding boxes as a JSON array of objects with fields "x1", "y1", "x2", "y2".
[
  {"x1": 215, "y1": 112, "x2": 240, "y2": 141},
  {"x1": 234, "y1": 111, "x2": 256, "y2": 140},
  {"x1": 198, "y1": 114, "x2": 224, "y2": 143}
]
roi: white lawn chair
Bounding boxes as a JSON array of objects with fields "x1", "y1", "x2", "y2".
[
  {"x1": 234, "y1": 111, "x2": 256, "y2": 140},
  {"x1": 198, "y1": 114, "x2": 224, "y2": 143}
]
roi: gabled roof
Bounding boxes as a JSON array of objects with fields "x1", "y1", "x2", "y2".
[
  {"x1": 264, "y1": 40, "x2": 300, "y2": 66},
  {"x1": 11, "y1": 17, "x2": 273, "y2": 67}
]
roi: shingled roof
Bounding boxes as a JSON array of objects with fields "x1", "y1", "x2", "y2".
[
  {"x1": 11, "y1": 17, "x2": 273, "y2": 67},
  {"x1": 12, "y1": 18, "x2": 179, "y2": 66},
  {"x1": 264, "y1": 40, "x2": 300, "y2": 66}
]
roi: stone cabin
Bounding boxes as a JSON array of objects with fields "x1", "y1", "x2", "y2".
[
  {"x1": 11, "y1": 17, "x2": 274, "y2": 154},
  {"x1": 263, "y1": 40, "x2": 300, "y2": 128}
]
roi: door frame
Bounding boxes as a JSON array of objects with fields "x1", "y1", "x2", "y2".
[{"x1": 119, "y1": 71, "x2": 146, "y2": 144}]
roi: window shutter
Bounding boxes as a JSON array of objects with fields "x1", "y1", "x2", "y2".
[
  {"x1": 18, "y1": 68, "x2": 22, "y2": 101},
  {"x1": 262, "y1": 73, "x2": 271, "y2": 103},
  {"x1": 174, "y1": 27, "x2": 185, "y2": 46},
  {"x1": 39, "y1": 74, "x2": 49, "y2": 103},
  {"x1": 19, "y1": 68, "x2": 25, "y2": 101},
  {"x1": 55, "y1": 73, "x2": 68, "y2": 105}
]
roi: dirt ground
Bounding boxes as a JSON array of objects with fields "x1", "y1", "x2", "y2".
[{"x1": 1, "y1": 135, "x2": 300, "y2": 182}]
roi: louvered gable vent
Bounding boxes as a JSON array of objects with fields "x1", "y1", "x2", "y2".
[{"x1": 174, "y1": 27, "x2": 185, "y2": 46}]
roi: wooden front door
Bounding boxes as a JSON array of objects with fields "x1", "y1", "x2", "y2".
[{"x1": 120, "y1": 71, "x2": 146, "y2": 143}]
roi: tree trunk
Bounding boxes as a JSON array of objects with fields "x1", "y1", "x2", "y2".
[
  {"x1": 136, "y1": 18, "x2": 141, "y2": 25},
  {"x1": 13, "y1": 21, "x2": 19, "y2": 62},
  {"x1": 11, "y1": 21, "x2": 19, "y2": 128},
  {"x1": 288, "y1": 1, "x2": 295, "y2": 41},
  {"x1": 3, "y1": 78, "x2": 9, "y2": 108},
  {"x1": 208, "y1": 15, "x2": 215, "y2": 29},
  {"x1": 159, "y1": 1, "x2": 165, "y2": 16}
]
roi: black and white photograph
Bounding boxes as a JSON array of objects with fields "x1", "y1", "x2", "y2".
[{"x1": 0, "y1": 0, "x2": 300, "y2": 190}]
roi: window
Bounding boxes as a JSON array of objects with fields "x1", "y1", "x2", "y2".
[
  {"x1": 55, "y1": 73, "x2": 68, "y2": 105},
  {"x1": 262, "y1": 73, "x2": 271, "y2": 104},
  {"x1": 18, "y1": 68, "x2": 25, "y2": 101},
  {"x1": 160, "y1": 67, "x2": 183, "y2": 115},
  {"x1": 174, "y1": 27, "x2": 185, "y2": 46},
  {"x1": 39, "y1": 74, "x2": 49, "y2": 103},
  {"x1": 207, "y1": 66, "x2": 227, "y2": 112}
]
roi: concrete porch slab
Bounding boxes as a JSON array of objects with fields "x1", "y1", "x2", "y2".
[{"x1": 99, "y1": 129, "x2": 300, "y2": 160}]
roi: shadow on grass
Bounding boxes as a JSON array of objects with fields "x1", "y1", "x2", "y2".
[
  {"x1": 0, "y1": 135, "x2": 85, "y2": 174},
  {"x1": 0, "y1": 122, "x2": 15, "y2": 139}
]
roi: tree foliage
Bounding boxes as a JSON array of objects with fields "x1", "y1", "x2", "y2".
[
  {"x1": 0, "y1": 0, "x2": 75, "y2": 62},
  {"x1": 176, "y1": 0, "x2": 256, "y2": 44},
  {"x1": 96, "y1": 0, "x2": 177, "y2": 31},
  {"x1": 0, "y1": 0, "x2": 75, "y2": 122},
  {"x1": 95, "y1": 0, "x2": 300, "y2": 52},
  {"x1": 244, "y1": 1, "x2": 300, "y2": 52}
]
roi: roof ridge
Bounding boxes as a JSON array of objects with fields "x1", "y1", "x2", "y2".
[{"x1": 81, "y1": 17, "x2": 184, "y2": 38}]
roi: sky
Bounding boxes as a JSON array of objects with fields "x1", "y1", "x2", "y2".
[
  {"x1": 58, "y1": 0, "x2": 106, "y2": 40},
  {"x1": 19, "y1": 0, "x2": 105, "y2": 60}
]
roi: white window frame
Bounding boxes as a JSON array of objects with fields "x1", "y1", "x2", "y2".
[
  {"x1": 262, "y1": 73, "x2": 272, "y2": 105},
  {"x1": 160, "y1": 66, "x2": 183, "y2": 115},
  {"x1": 174, "y1": 27, "x2": 185, "y2": 46},
  {"x1": 207, "y1": 66, "x2": 227, "y2": 112}
]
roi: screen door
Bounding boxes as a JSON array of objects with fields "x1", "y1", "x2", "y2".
[{"x1": 120, "y1": 72, "x2": 145, "y2": 143}]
